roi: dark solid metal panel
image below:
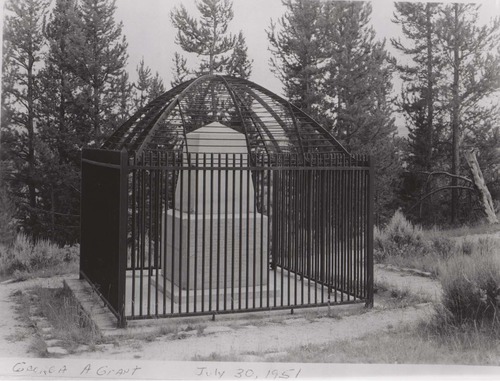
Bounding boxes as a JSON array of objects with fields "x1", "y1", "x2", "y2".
[{"x1": 80, "y1": 148, "x2": 126, "y2": 324}]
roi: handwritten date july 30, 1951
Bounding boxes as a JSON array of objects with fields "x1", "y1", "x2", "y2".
[{"x1": 195, "y1": 366, "x2": 302, "y2": 379}]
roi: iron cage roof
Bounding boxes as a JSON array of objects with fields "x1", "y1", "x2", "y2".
[{"x1": 102, "y1": 74, "x2": 349, "y2": 160}]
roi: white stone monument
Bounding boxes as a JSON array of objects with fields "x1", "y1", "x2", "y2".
[{"x1": 163, "y1": 122, "x2": 268, "y2": 291}]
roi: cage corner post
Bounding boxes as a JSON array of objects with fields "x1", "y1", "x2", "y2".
[
  {"x1": 80, "y1": 149, "x2": 87, "y2": 281},
  {"x1": 365, "y1": 155, "x2": 374, "y2": 308},
  {"x1": 117, "y1": 147, "x2": 129, "y2": 328}
]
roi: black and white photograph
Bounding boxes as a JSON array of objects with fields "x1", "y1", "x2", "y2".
[{"x1": 0, "y1": 0, "x2": 499, "y2": 379}]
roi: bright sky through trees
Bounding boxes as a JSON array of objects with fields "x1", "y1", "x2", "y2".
[{"x1": 114, "y1": 0, "x2": 498, "y2": 92}]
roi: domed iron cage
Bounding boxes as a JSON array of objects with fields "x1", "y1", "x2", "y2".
[{"x1": 80, "y1": 75, "x2": 374, "y2": 327}]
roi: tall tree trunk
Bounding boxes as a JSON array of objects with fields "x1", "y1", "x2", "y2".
[
  {"x1": 423, "y1": 4, "x2": 435, "y2": 221},
  {"x1": 425, "y1": 3, "x2": 434, "y2": 172},
  {"x1": 27, "y1": 53, "x2": 37, "y2": 233},
  {"x1": 450, "y1": 4, "x2": 461, "y2": 224}
]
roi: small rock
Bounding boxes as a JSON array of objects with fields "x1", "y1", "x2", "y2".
[
  {"x1": 47, "y1": 347, "x2": 68, "y2": 355},
  {"x1": 203, "y1": 326, "x2": 234, "y2": 334},
  {"x1": 240, "y1": 355, "x2": 262, "y2": 362},
  {"x1": 45, "y1": 339, "x2": 60, "y2": 347},
  {"x1": 264, "y1": 352, "x2": 288, "y2": 360},
  {"x1": 40, "y1": 327, "x2": 52, "y2": 334},
  {"x1": 178, "y1": 330, "x2": 198, "y2": 339},
  {"x1": 76, "y1": 345, "x2": 89, "y2": 352},
  {"x1": 283, "y1": 317, "x2": 307, "y2": 325},
  {"x1": 96, "y1": 343, "x2": 115, "y2": 351}
]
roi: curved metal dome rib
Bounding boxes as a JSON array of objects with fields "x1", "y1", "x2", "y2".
[{"x1": 102, "y1": 75, "x2": 349, "y2": 160}]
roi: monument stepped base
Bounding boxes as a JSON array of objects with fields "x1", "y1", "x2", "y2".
[
  {"x1": 153, "y1": 275, "x2": 273, "y2": 305},
  {"x1": 162, "y1": 210, "x2": 269, "y2": 290}
]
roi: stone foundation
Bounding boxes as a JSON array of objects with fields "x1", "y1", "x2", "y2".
[{"x1": 162, "y1": 210, "x2": 269, "y2": 290}]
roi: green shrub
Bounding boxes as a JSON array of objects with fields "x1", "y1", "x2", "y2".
[{"x1": 439, "y1": 238, "x2": 500, "y2": 326}]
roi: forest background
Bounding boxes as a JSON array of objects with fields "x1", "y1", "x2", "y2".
[{"x1": 1, "y1": 0, "x2": 499, "y2": 246}]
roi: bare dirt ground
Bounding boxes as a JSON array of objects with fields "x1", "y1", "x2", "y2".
[
  {"x1": 72, "y1": 304, "x2": 434, "y2": 362},
  {"x1": 0, "y1": 267, "x2": 439, "y2": 362}
]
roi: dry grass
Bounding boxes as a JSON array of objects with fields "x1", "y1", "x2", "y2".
[
  {"x1": 33, "y1": 287, "x2": 101, "y2": 352},
  {"x1": 374, "y1": 211, "x2": 457, "y2": 276},
  {"x1": 374, "y1": 211, "x2": 500, "y2": 277},
  {"x1": 191, "y1": 319, "x2": 500, "y2": 365},
  {"x1": 265, "y1": 323, "x2": 500, "y2": 365},
  {"x1": 11, "y1": 287, "x2": 103, "y2": 355},
  {"x1": 441, "y1": 221, "x2": 500, "y2": 238},
  {"x1": 374, "y1": 280, "x2": 431, "y2": 308},
  {"x1": 438, "y1": 237, "x2": 500, "y2": 326},
  {"x1": 0, "y1": 233, "x2": 79, "y2": 280}
]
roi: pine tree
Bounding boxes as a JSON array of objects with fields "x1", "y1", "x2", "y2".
[
  {"x1": 148, "y1": 72, "x2": 166, "y2": 101},
  {"x1": 392, "y1": 3, "x2": 500, "y2": 224},
  {"x1": 170, "y1": 0, "x2": 252, "y2": 82},
  {"x1": 437, "y1": 3, "x2": 500, "y2": 223},
  {"x1": 76, "y1": 0, "x2": 129, "y2": 143},
  {"x1": 171, "y1": 52, "x2": 190, "y2": 87},
  {"x1": 36, "y1": 0, "x2": 84, "y2": 242},
  {"x1": 116, "y1": 71, "x2": 133, "y2": 123},
  {"x1": 133, "y1": 58, "x2": 152, "y2": 110},
  {"x1": 320, "y1": 2, "x2": 395, "y2": 150},
  {"x1": 1, "y1": 0, "x2": 47, "y2": 238},
  {"x1": 268, "y1": 1, "x2": 398, "y2": 222},
  {"x1": 267, "y1": 0, "x2": 326, "y2": 116},
  {"x1": 392, "y1": 3, "x2": 446, "y2": 173},
  {"x1": 321, "y1": 2, "x2": 398, "y2": 222},
  {"x1": 133, "y1": 58, "x2": 165, "y2": 109}
]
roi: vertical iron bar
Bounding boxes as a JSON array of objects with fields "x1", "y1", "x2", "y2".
[
  {"x1": 224, "y1": 153, "x2": 229, "y2": 311},
  {"x1": 202, "y1": 154, "x2": 207, "y2": 312},
  {"x1": 349, "y1": 158, "x2": 353, "y2": 300},
  {"x1": 239, "y1": 153, "x2": 243, "y2": 309},
  {"x1": 139, "y1": 154, "x2": 145, "y2": 316},
  {"x1": 186, "y1": 153, "x2": 191, "y2": 312},
  {"x1": 231, "y1": 154, "x2": 236, "y2": 310},
  {"x1": 178, "y1": 157, "x2": 184, "y2": 313},
  {"x1": 258, "y1": 155, "x2": 264, "y2": 308},
  {"x1": 252, "y1": 157, "x2": 257, "y2": 308},
  {"x1": 117, "y1": 148, "x2": 128, "y2": 328},
  {"x1": 336, "y1": 157, "x2": 341, "y2": 300},
  {"x1": 131, "y1": 156, "x2": 136, "y2": 318},
  {"x1": 293, "y1": 157, "x2": 301, "y2": 305},
  {"x1": 366, "y1": 156, "x2": 374, "y2": 307},
  {"x1": 194, "y1": 153, "x2": 199, "y2": 312},
  {"x1": 280, "y1": 155, "x2": 285, "y2": 306},
  {"x1": 246, "y1": 154, "x2": 250, "y2": 309},
  {"x1": 162, "y1": 156, "x2": 168, "y2": 315},
  {"x1": 355, "y1": 157, "x2": 360, "y2": 299},
  {"x1": 266, "y1": 156, "x2": 271, "y2": 309},
  {"x1": 147, "y1": 152, "x2": 153, "y2": 316},
  {"x1": 170, "y1": 154, "x2": 176, "y2": 314},
  {"x1": 209, "y1": 153, "x2": 214, "y2": 312},
  {"x1": 286, "y1": 155, "x2": 291, "y2": 307},
  {"x1": 155, "y1": 154, "x2": 161, "y2": 315},
  {"x1": 300, "y1": 159, "x2": 305, "y2": 305},
  {"x1": 217, "y1": 153, "x2": 221, "y2": 311}
]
